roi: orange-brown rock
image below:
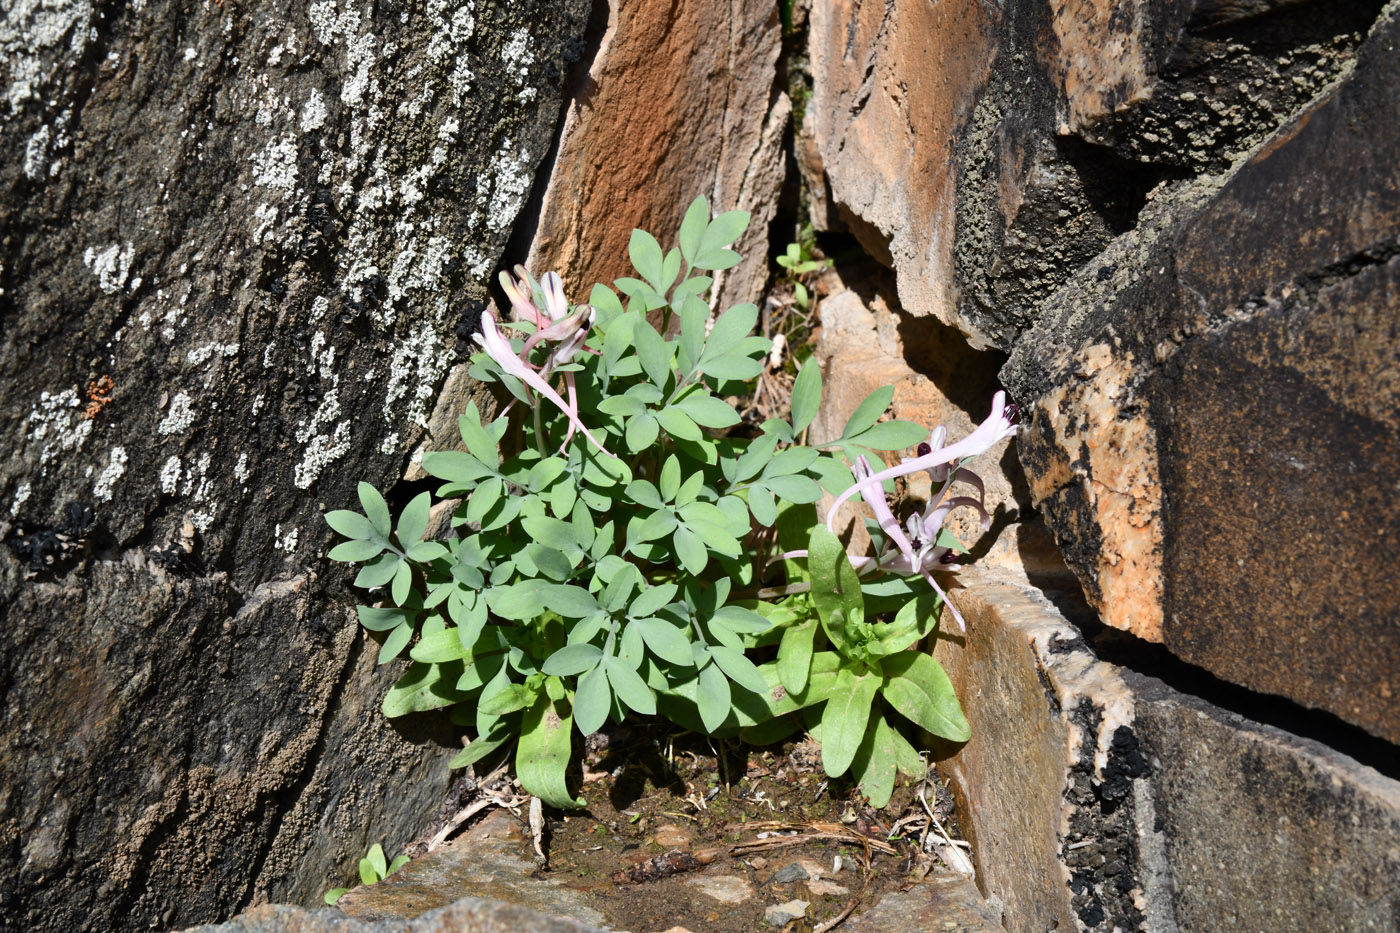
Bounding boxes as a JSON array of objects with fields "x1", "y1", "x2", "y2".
[{"x1": 526, "y1": 0, "x2": 783, "y2": 305}]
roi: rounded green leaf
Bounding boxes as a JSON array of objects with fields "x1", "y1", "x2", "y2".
[
  {"x1": 377, "y1": 620, "x2": 413, "y2": 665},
  {"x1": 677, "y1": 393, "x2": 740, "y2": 428},
  {"x1": 518, "y1": 694, "x2": 585, "y2": 807},
  {"x1": 672, "y1": 525, "x2": 709, "y2": 575},
  {"x1": 789, "y1": 362, "x2": 823, "y2": 434},
  {"x1": 572, "y1": 664, "x2": 612, "y2": 735},
  {"x1": 325, "y1": 509, "x2": 375, "y2": 540},
  {"x1": 606, "y1": 656, "x2": 656, "y2": 714},
  {"x1": 626, "y1": 412, "x2": 660, "y2": 452},
  {"x1": 819, "y1": 670, "x2": 878, "y2": 777},
  {"x1": 696, "y1": 663, "x2": 732, "y2": 733},
  {"x1": 656, "y1": 407, "x2": 701, "y2": 442},
  {"x1": 634, "y1": 616, "x2": 694, "y2": 666},
  {"x1": 358, "y1": 482, "x2": 393, "y2": 537},
  {"x1": 329, "y1": 539, "x2": 386, "y2": 563},
  {"x1": 541, "y1": 643, "x2": 604, "y2": 676},
  {"x1": 880, "y1": 651, "x2": 970, "y2": 742}
]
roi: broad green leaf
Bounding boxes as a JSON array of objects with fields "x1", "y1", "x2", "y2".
[
  {"x1": 634, "y1": 616, "x2": 694, "y2": 665},
  {"x1": 390, "y1": 560, "x2": 413, "y2": 606},
  {"x1": 765, "y1": 446, "x2": 820, "y2": 476},
  {"x1": 359, "y1": 856, "x2": 378, "y2": 885},
  {"x1": 406, "y1": 541, "x2": 448, "y2": 562},
  {"x1": 677, "y1": 393, "x2": 740, "y2": 428},
  {"x1": 841, "y1": 386, "x2": 894, "y2": 439},
  {"x1": 573, "y1": 664, "x2": 611, "y2": 735},
  {"x1": 656, "y1": 407, "x2": 701, "y2": 442},
  {"x1": 696, "y1": 663, "x2": 732, "y2": 733},
  {"x1": 777, "y1": 618, "x2": 818, "y2": 694},
  {"x1": 354, "y1": 553, "x2": 401, "y2": 588},
  {"x1": 605, "y1": 656, "x2": 656, "y2": 714},
  {"x1": 487, "y1": 584, "x2": 544, "y2": 621},
  {"x1": 410, "y1": 627, "x2": 466, "y2": 663},
  {"x1": 448, "y1": 727, "x2": 510, "y2": 769},
  {"x1": 598, "y1": 395, "x2": 645, "y2": 418},
  {"x1": 699, "y1": 353, "x2": 762, "y2": 382},
  {"x1": 848, "y1": 419, "x2": 930, "y2": 450},
  {"x1": 709, "y1": 646, "x2": 770, "y2": 694},
  {"x1": 324, "y1": 889, "x2": 349, "y2": 906},
  {"x1": 747, "y1": 483, "x2": 777, "y2": 526},
  {"x1": 590, "y1": 283, "x2": 625, "y2": 325},
  {"x1": 423, "y1": 450, "x2": 494, "y2": 487},
  {"x1": 358, "y1": 605, "x2": 414, "y2": 632},
  {"x1": 658, "y1": 455, "x2": 681, "y2": 502},
  {"x1": 358, "y1": 482, "x2": 392, "y2": 537},
  {"x1": 458, "y1": 405, "x2": 500, "y2": 465},
  {"x1": 528, "y1": 457, "x2": 568, "y2": 492},
  {"x1": 367, "y1": 843, "x2": 387, "y2": 879},
  {"x1": 377, "y1": 619, "x2": 413, "y2": 665},
  {"x1": 850, "y1": 716, "x2": 899, "y2": 808},
  {"x1": 329, "y1": 539, "x2": 385, "y2": 562},
  {"x1": 672, "y1": 525, "x2": 708, "y2": 575},
  {"x1": 702, "y1": 303, "x2": 758, "y2": 358},
  {"x1": 480, "y1": 682, "x2": 535, "y2": 716},
  {"x1": 526, "y1": 544, "x2": 573, "y2": 582},
  {"x1": 820, "y1": 670, "x2": 878, "y2": 776},
  {"x1": 734, "y1": 432, "x2": 780, "y2": 482},
  {"x1": 382, "y1": 661, "x2": 461, "y2": 717},
  {"x1": 808, "y1": 525, "x2": 864, "y2": 652},
  {"x1": 629, "y1": 229, "x2": 665, "y2": 288},
  {"x1": 542, "y1": 584, "x2": 599, "y2": 618},
  {"x1": 881, "y1": 651, "x2": 970, "y2": 742},
  {"x1": 626, "y1": 479, "x2": 665, "y2": 510},
  {"x1": 678, "y1": 296, "x2": 709, "y2": 372},
  {"x1": 678, "y1": 195, "x2": 709, "y2": 264},
  {"x1": 465, "y1": 477, "x2": 504, "y2": 525},
  {"x1": 698, "y1": 210, "x2": 750, "y2": 255},
  {"x1": 789, "y1": 362, "x2": 822, "y2": 434},
  {"x1": 325, "y1": 509, "x2": 374, "y2": 540},
  {"x1": 765, "y1": 473, "x2": 822, "y2": 503},
  {"x1": 626, "y1": 412, "x2": 660, "y2": 452},
  {"x1": 397, "y1": 492, "x2": 431, "y2": 545},
  {"x1": 635, "y1": 509, "x2": 678, "y2": 543},
  {"x1": 808, "y1": 455, "x2": 856, "y2": 494},
  {"x1": 634, "y1": 322, "x2": 672, "y2": 389},
  {"x1": 629, "y1": 582, "x2": 678, "y2": 619},
  {"x1": 517, "y1": 693, "x2": 584, "y2": 807},
  {"x1": 674, "y1": 471, "x2": 704, "y2": 507}
]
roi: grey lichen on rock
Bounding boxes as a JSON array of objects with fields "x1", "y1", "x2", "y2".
[{"x1": 0, "y1": 0, "x2": 589, "y2": 930}]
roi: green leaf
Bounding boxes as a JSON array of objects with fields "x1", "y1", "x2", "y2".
[
  {"x1": 387, "y1": 854, "x2": 410, "y2": 876},
  {"x1": 672, "y1": 525, "x2": 708, "y2": 575},
  {"x1": 699, "y1": 210, "x2": 751, "y2": 255},
  {"x1": 629, "y1": 229, "x2": 665, "y2": 288},
  {"x1": 626, "y1": 479, "x2": 665, "y2": 510},
  {"x1": 526, "y1": 544, "x2": 573, "y2": 582},
  {"x1": 747, "y1": 483, "x2": 777, "y2": 526},
  {"x1": 359, "y1": 857, "x2": 377, "y2": 886},
  {"x1": 377, "y1": 619, "x2": 413, "y2": 665},
  {"x1": 629, "y1": 582, "x2": 677, "y2": 619},
  {"x1": 325, "y1": 509, "x2": 375, "y2": 540},
  {"x1": 448, "y1": 728, "x2": 510, "y2": 770},
  {"x1": 678, "y1": 195, "x2": 709, "y2": 265},
  {"x1": 840, "y1": 386, "x2": 894, "y2": 439},
  {"x1": 733, "y1": 432, "x2": 780, "y2": 483},
  {"x1": 590, "y1": 283, "x2": 625, "y2": 325},
  {"x1": 658, "y1": 455, "x2": 681, "y2": 502},
  {"x1": 517, "y1": 693, "x2": 584, "y2": 807},
  {"x1": 528, "y1": 457, "x2": 568, "y2": 492},
  {"x1": 358, "y1": 482, "x2": 392, "y2": 537},
  {"x1": 329, "y1": 539, "x2": 386, "y2": 562},
  {"x1": 777, "y1": 618, "x2": 818, "y2": 694},
  {"x1": 699, "y1": 351, "x2": 763, "y2": 383},
  {"x1": 480, "y1": 682, "x2": 536, "y2": 716},
  {"x1": 406, "y1": 541, "x2": 448, "y2": 562},
  {"x1": 626, "y1": 412, "x2": 660, "y2": 452},
  {"x1": 598, "y1": 395, "x2": 645, "y2": 418},
  {"x1": 881, "y1": 651, "x2": 970, "y2": 742},
  {"x1": 765, "y1": 473, "x2": 822, "y2": 503},
  {"x1": 851, "y1": 716, "x2": 899, "y2": 808},
  {"x1": 487, "y1": 584, "x2": 544, "y2": 621},
  {"x1": 573, "y1": 664, "x2": 611, "y2": 735},
  {"x1": 541, "y1": 584, "x2": 599, "y2": 618},
  {"x1": 656, "y1": 407, "x2": 701, "y2": 442},
  {"x1": 820, "y1": 670, "x2": 878, "y2": 776},
  {"x1": 391, "y1": 560, "x2": 413, "y2": 607},
  {"x1": 367, "y1": 843, "x2": 388, "y2": 879},
  {"x1": 848, "y1": 419, "x2": 930, "y2": 450},
  {"x1": 634, "y1": 616, "x2": 693, "y2": 666},
  {"x1": 382, "y1": 661, "x2": 462, "y2": 717},
  {"x1": 543, "y1": 643, "x2": 604, "y2": 676},
  {"x1": 355, "y1": 553, "x2": 402, "y2": 588},
  {"x1": 709, "y1": 646, "x2": 770, "y2": 695},
  {"x1": 678, "y1": 296, "x2": 709, "y2": 372},
  {"x1": 789, "y1": 362, "x2": 822, "y2": 434},
  {"x1": 677, "y1": 393, "x2": 740, "y2": 428},
  {"x1": 635, "y1": 509, "x2": 679, "y2": 543},
  {"x1": 324, "y1": 888, "x2": 349, "y2": 906},
  {"x1": 808, "y1": 525, "x2": 865, "y2": 652},
  {"x1": 702, "y1": 303, "x2": 758, "y2": 357},
  {"x1": 696, "y1": 663, "x2": 732, "y2": 733},
  {"x1": 634, "y1": 322, "x2": 672, "y2": 389},
  {"x1": 765, "y1": 446, "x2": 820, "y2": 477},
  {"x1": 605, "y1": 656, "x2": 656, "y2": 714},
  {"x1": 410, "y1": 627, "x2": 466, "y2": 663},
  {"x1": 358, "y1": 605, "x2": 413, "y2": 632}
]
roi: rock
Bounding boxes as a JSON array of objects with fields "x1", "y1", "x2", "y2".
[
  {"x1": 181, "y1": 897, "x2": 606, "y2": 933},
  {"x1": 763, "y1": 900, "x2": 810, "y2": 926},
  {"x1": 649, "y1": 822, "x2": 693, "y2": 850},
  {"x1": 839, "y1": 871, "x2": 1001, "y2": 933},
  {"x1": 682, "y1": 873, "x2": 754, "y2": 906},
  {"x1": 0, "y1": 0, "x2": 590, "y2": 928},
  {"x1": 771, "y1": 861, "x2": 810, "y2": 883},
  {"x1": 525, "y1": 0, "x2": 783, "y2": 305},
  {"x1": 335, "y1": 810, "x2": 607, "y2": 927},
  {"x1": 933, "y1": 570, "x2": 1400, "y2": 933},
  {"x1": 804, "y1": 879, "x2": 849, "y2": 897},
  {"x1": 1003, "y1": 5, "x2": 1400, "y2": 742}
]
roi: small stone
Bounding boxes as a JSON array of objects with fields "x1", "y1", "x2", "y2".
[
  {"x1": 748, "y1": 856, "x2": 768, "y2": 870},
  {"x1": 799, "y1": 857, "x2": 827, "y2": 879},
  {"x1": 650, "y1": 822, "x2": 692, "y2": 849},
  {"x1": 806, "y1": 878, "x2": 850, "y2": 897},
  {"x1": 654, "y1": 927, "x2": 697, "y2": 933},
  {"x1": 765, "y1": 900, "x2": 810, "y2": 925},
  {"x1": 685, "y1": 874, "x2": 754, "y2": 905},
  {"x1": 772, "y1": 862, "x2": 810, "y2": 883}
]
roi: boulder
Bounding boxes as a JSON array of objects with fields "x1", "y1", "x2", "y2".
[
  {"x1": 1003, "y1": 4, "x2": 1400, "y2": 742},
  {"x1": 524, "y1": 0, "x2": 784, "y2": 308},
  {"x1": 0, "y1": 0, "x2": 589, "y2": 928},
  {"x1": 935, "y1": 572, "x2": 1400, "y2": 932}
]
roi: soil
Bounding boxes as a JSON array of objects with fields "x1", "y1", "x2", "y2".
[{"x1": 530, "y1": 726, "x2": 962, "y2": 933}]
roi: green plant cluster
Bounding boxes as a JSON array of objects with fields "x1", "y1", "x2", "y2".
[
  {"x1": 324, "y1": 843, "x2": 409, "y2": 905},
  {"x1": 327, "y1": 198, "x2": 976, "y2": 808}
]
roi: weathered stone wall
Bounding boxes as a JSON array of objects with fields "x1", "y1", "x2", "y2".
[
  {"x1": 804, "y1": 0, "x2": 1400, "y2": 928},
  {"x1": 0, "y1": 0, "x2": 590, "y2": 929}
]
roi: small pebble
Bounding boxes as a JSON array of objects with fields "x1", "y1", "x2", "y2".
[
  {"x1": 749, "y1": 856, "x2": 768, "y2": 870},
  {"x1": 798, "y1": 857, "x2": 827, "y2": 880},
  {"x1": 772, "y1": 862, "x2": 810, "y2": 883},
  {"x1": 650, "y1": 823, "x2": 692, "y2": 849},
  {"x1": 765, "y1": 900, "x2": 810, "y2": 926},
  {"x1": 684, "y1": 874, "x2": 754, "y2": 905},
  {"x1": 806, "y1": 878, "x2": 850, "y2": 897}
]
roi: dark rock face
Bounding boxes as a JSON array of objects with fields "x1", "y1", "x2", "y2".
[
  {"x1": 0, "y1": 0, "x2": 589, "y2": 930},
  {"x1": 1004, "y1": 3, "x2": 1400, "y2": 741}
]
